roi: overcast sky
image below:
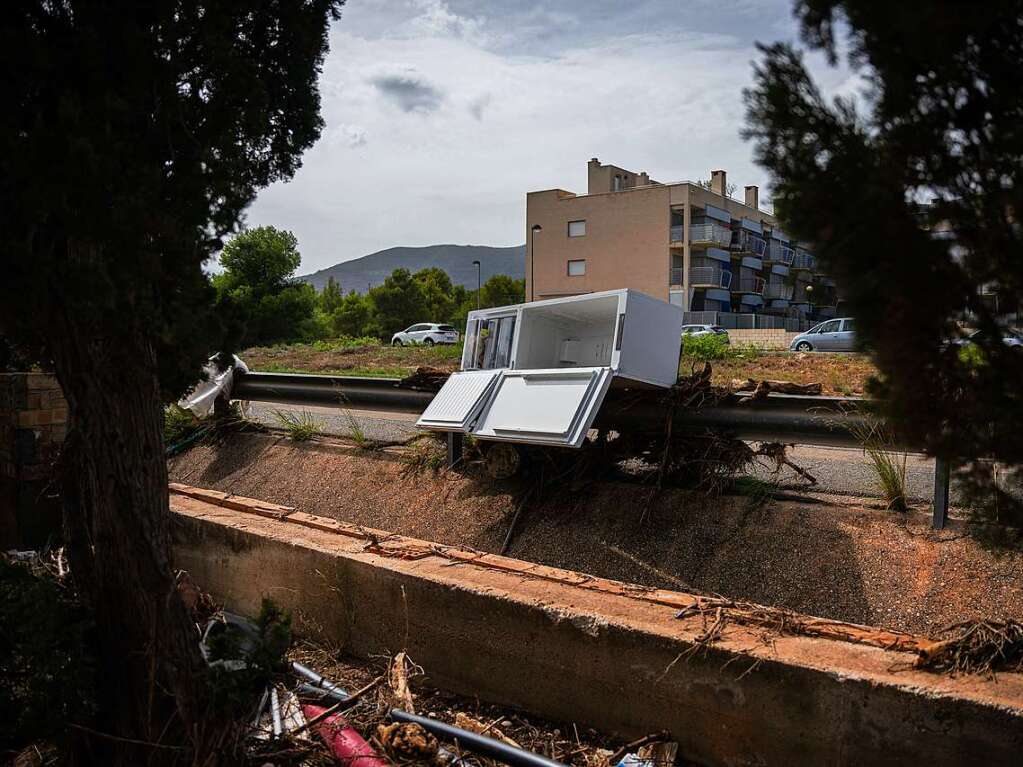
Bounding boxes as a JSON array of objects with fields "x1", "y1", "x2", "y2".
[{"x1": 243, "y1": 0, "x2": 856, "y2": 274}]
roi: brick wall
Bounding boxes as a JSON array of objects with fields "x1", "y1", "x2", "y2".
[
  {"x1": 0, "y1": 373, "x2": 67, "y2": 547},
  {"x1": 728, "y1": 329, "x2": 799, "y2": 349}
]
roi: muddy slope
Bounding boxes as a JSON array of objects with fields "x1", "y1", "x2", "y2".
[{"x1": 169, "y1": 432, "x2": 1023, "y2": 635}]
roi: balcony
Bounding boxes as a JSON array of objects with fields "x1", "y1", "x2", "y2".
[
  {"x1": 733, "y1": 276, "x2": 765, "y2": 295},
  {"x1": 765, "y1": 241, "x2": 795, "y2": 265},
  {"x1": 670, "y1": 225, "x2": 685, "y2": 244},
  {"x1": 731, "y1": 230, "x2": 767, "y2": 257},
  {"x1": 689, "y1": 222, "x2": 733, "y2": 247},
  {"x1": 670, "y1": 266, "x2": 683, "y2": 285},
  {"x1": 791, "y1": 251, "x2": 816, "y2": 271},
  {"x1": 764, "y1": 283, "x2": 794, "y2": 300},
  {"x1": 689, "y1": 266, "x2": 732, "y2": 289}
]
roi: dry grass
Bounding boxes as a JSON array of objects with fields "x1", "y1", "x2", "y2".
[
  {"x1": 244, "y1": 340, "x2": 876, "y2": 397},
  {"x1": 694, "y1": 351, "x2": 877, "y2": 396},
  {"x1": 243, "y1": 341, "x2": 463, "y2": 379}
]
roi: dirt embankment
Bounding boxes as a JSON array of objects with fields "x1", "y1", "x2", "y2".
[{"x1": 168, "y1": 432, "x2": 1023, "y2": 635}]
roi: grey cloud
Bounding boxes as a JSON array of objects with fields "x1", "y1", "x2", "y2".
[
  {"x1": 371, "y1": 74, "x2": 444, "y2": 113},
  {"x1": 468, "y1": 93, "x2": 491, "y2": 121}
]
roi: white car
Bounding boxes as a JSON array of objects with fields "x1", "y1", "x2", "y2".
[{"x1": 391, "y1": 323, "x2": 459, "y2": 346}]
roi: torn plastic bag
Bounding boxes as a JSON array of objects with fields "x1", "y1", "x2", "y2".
[{"x1": 179, "y1": 354, "x2": 249, "y2": 418}]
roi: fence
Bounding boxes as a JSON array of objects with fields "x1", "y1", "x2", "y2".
[
  {"x1": 688, "y1": 222, "x2": 733, "y2": 246},
  {"x1": 683, "y1": 311, "x2": 812, "y2": 332},
  {"x1": 688, "y1": 266, "x2": 732, "y2": 289}
]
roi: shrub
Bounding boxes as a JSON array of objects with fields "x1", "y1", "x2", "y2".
[
  {"x1": 681, "y1": 333, "x2": 731, "y2": 360},
  {"x1": 0, "y1": 557, "x2": 96, "y2": 753}
]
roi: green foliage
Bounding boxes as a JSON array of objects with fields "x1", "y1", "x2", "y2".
[
  {"x1": 415, "y1": 267, "x2": 456, "y2": 323},
  {"x1": 957, "y1": 343, "x2": 987, "y2": 371},
  {"x1": 744, "y1": 1, "x2": 1023, "y2": 495},
  {"x1": 367, "y1": 268, "x2": 428, "y2": 337},
  {"x1": 681, "y1": 335, "x2": 761, "y2": 362},
  {"x1": 332, "y1": 290, "x2": 375, "y2": 338},
  {"x1": 271, "y1": 408, "x2": 321, "y2": 441},
  {"x1": 164, "y1": 404, "x2": 200, "y2": 445},
  {"x1": 0, "y1": 557, "x2": 96, "y2": 753},
  {"x1": 681, "y1": 334, "x2": 732, "y2": 361},
  {"x1": 205, "y1": 599, "x2": 293, "y2": 713},
  {"x1": 218, "y1": 227, "x2": 301, "y2": 293},
  {"x1": 319, "y1": 276, "x2": 344, "y2": 315},
  {"x1": 215, "y1": 226, "x2": 320, "y2": 346},
  {"x1": 848, "y1": 421, "x2": 909, "y2": 512}
]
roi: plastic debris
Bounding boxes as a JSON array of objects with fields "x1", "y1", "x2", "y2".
[{"x1": 302, "y1": 704, "x2": 388, "y2": 767}]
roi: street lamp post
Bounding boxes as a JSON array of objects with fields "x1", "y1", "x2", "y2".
[
  {"x1": 530, "y1": 224, "x2": 542, "y2": 301},
  {"x1": 472, "y1": 260, "x2": 481, "y2": 310}
]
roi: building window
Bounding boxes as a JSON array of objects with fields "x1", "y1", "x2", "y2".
[
  {"x1": 567, "y1": 220, "x2": 586, "y2": 237},
  {"x1": 568, "y1": 259, "x2": 586, "y2": 276}
]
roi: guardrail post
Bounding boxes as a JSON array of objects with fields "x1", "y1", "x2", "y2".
[
  {"x1": 446, "y1": 432, "x2": 463, "y2": 468},
  {"x1": 932, "y1": 457, "x2": 951, "y2": 530}
]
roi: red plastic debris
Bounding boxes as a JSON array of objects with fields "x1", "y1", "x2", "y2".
[{"x1": 302, "y1": 704, "x2": 388, "y2": 767}]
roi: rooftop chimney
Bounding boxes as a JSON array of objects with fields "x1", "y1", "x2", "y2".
[
  {"x1": 710, "y1": 169, "x2": 727, "y2": 197},
  {"x1": 744, "y1": 185, "x2": 759, "y2": 210}
]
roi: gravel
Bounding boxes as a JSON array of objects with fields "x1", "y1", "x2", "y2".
[{"x1": 169, "y1": 432, "x2": 1023, "y2": 635}]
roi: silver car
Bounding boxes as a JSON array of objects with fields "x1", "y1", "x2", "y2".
[
  {"x1": 789, "y1": 317, "x2": 857, "y2": 352},
  {"x1": 682, "y1": 324, "x2": 730, "y2": 343}
]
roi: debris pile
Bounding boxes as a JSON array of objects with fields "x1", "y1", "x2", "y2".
[
  {"x1": 181, "y1": 585, "x2": 677, "y2": 766},
  {"x1": 914, "y1": 619, "x2": 1023, "y2": 675}
]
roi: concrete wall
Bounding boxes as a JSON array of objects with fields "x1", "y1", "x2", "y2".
[
  {"x1": 526, "y1": 185, "x2": 673, "y2": 301},
  {"x1": 0, "y1": 373, "x2": 66, "y2": 546},
  {"x1": 171, "y1": 487, "x2": 1023, "y2": 766},
  {"x1": 527, "y1": 162, "x2": 782, "y2": 309}
]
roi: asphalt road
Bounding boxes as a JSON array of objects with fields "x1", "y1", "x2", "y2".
[{"x1": 248, "y1": 401, "x2": 946, "y2": 503}]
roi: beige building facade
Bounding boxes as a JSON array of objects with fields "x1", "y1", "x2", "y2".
[{"x1": 526, "y1": 159, "x2": 837, "y2": 328}]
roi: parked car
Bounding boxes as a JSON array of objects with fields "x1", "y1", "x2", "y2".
[
  {"x1": 953, "y1": 328, "x2": 1023, "y2": 348},
  {"x1": 682, "y1": 324, "x2": 730, "y2": 343},
  {"x1": 789, "y1": 317, "x2": 857, "y2": 352},
  {"x1": 391, "y1": 323, "x2": 459, "y2": 346}
]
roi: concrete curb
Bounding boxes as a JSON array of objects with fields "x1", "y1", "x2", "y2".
[{"x1": 170, "y1": 485, "x2": 1023, "y2": 765}]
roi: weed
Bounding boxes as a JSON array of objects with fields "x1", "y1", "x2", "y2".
[
  {"x1": 680, "y1": 335, "x2": 762, "y2": 364},
  {"x1": 271, "y1": 408, "x2": 320, "y2": 441},
  {"x1": 341, "y1": 408, "x2": 367, "y2": 447},
  {"x1": 400, "y1": 438, "x2": 446, "y2": 476},
  {"x1": 164, "y1": 403, "x2": 200, "y2": 445},
  {"x1": 849, "y1": 420, "x2": 909, "y2": 511}
]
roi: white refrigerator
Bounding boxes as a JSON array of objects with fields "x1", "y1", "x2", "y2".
[{"x1": 416, "y1": 288, "x2": 684, "y2": 448}]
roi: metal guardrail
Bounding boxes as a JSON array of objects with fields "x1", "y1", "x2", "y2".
[
  {"x1": 233, "y1": 371, "x2": 434, "y2": 412},
  {"x1": 231, "y1": 370, "x2": 952, "y2": 529}
]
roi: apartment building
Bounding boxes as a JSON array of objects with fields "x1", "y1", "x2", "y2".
[{"x1": 525, "y1": 158, "x2": 840, "y2": 329}]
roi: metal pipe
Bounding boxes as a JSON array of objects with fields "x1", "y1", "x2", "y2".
[
  {"x1": 234, "y1": 371, "x2": 434, "y2": 412},
  {"x1": 292, "y1": 661, "x2": 349, "y2": 699},
  {"x1": 296, "y1": 682, "x2": 349, "y2": 703},
  {"x1": 231, "y1": 371, "x2": 895, "y2": 451},
  {"x1": 270, "y1": 687, "x2": 283, "y2": 738},
  {"x1": 390, "y1": 709, "x2": 568, "y2": 767}
]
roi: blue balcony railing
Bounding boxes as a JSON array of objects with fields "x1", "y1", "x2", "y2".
[
  {"x1": 689, "y1": 266, "x2": 732, "y2": 289},
  {"x1": 690, "y1": 222, "x2": 733, "y2": 246},
  {"x1": 765, "y1": 241, "x2": 795, "y2": 265},
  {"x1": 791, "y1": 251, "x2": 816, "y2": 271},
  {"x1": 731, "y1": 230, "x2": 767, "y2": 257}
]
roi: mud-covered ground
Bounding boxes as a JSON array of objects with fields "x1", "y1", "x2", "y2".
[{"x1": 168, "y1": 432, "x2": 1023, "y2": 635}]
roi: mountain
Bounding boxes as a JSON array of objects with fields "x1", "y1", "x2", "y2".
[{"x1": 299, "y1": 244, "x2": 525, "y2": 293}]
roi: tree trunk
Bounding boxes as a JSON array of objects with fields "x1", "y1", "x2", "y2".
[{"x1": 52, "y1": 316, "x2": 210, "y2": 764}]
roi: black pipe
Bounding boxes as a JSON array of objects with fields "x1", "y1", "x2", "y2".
[
  {"x1": 234, "y1": 371, "x2": 434, "y2": 412},
  {"x1": 389, "y1": 709, "x2": 568, "y2": 767}
]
